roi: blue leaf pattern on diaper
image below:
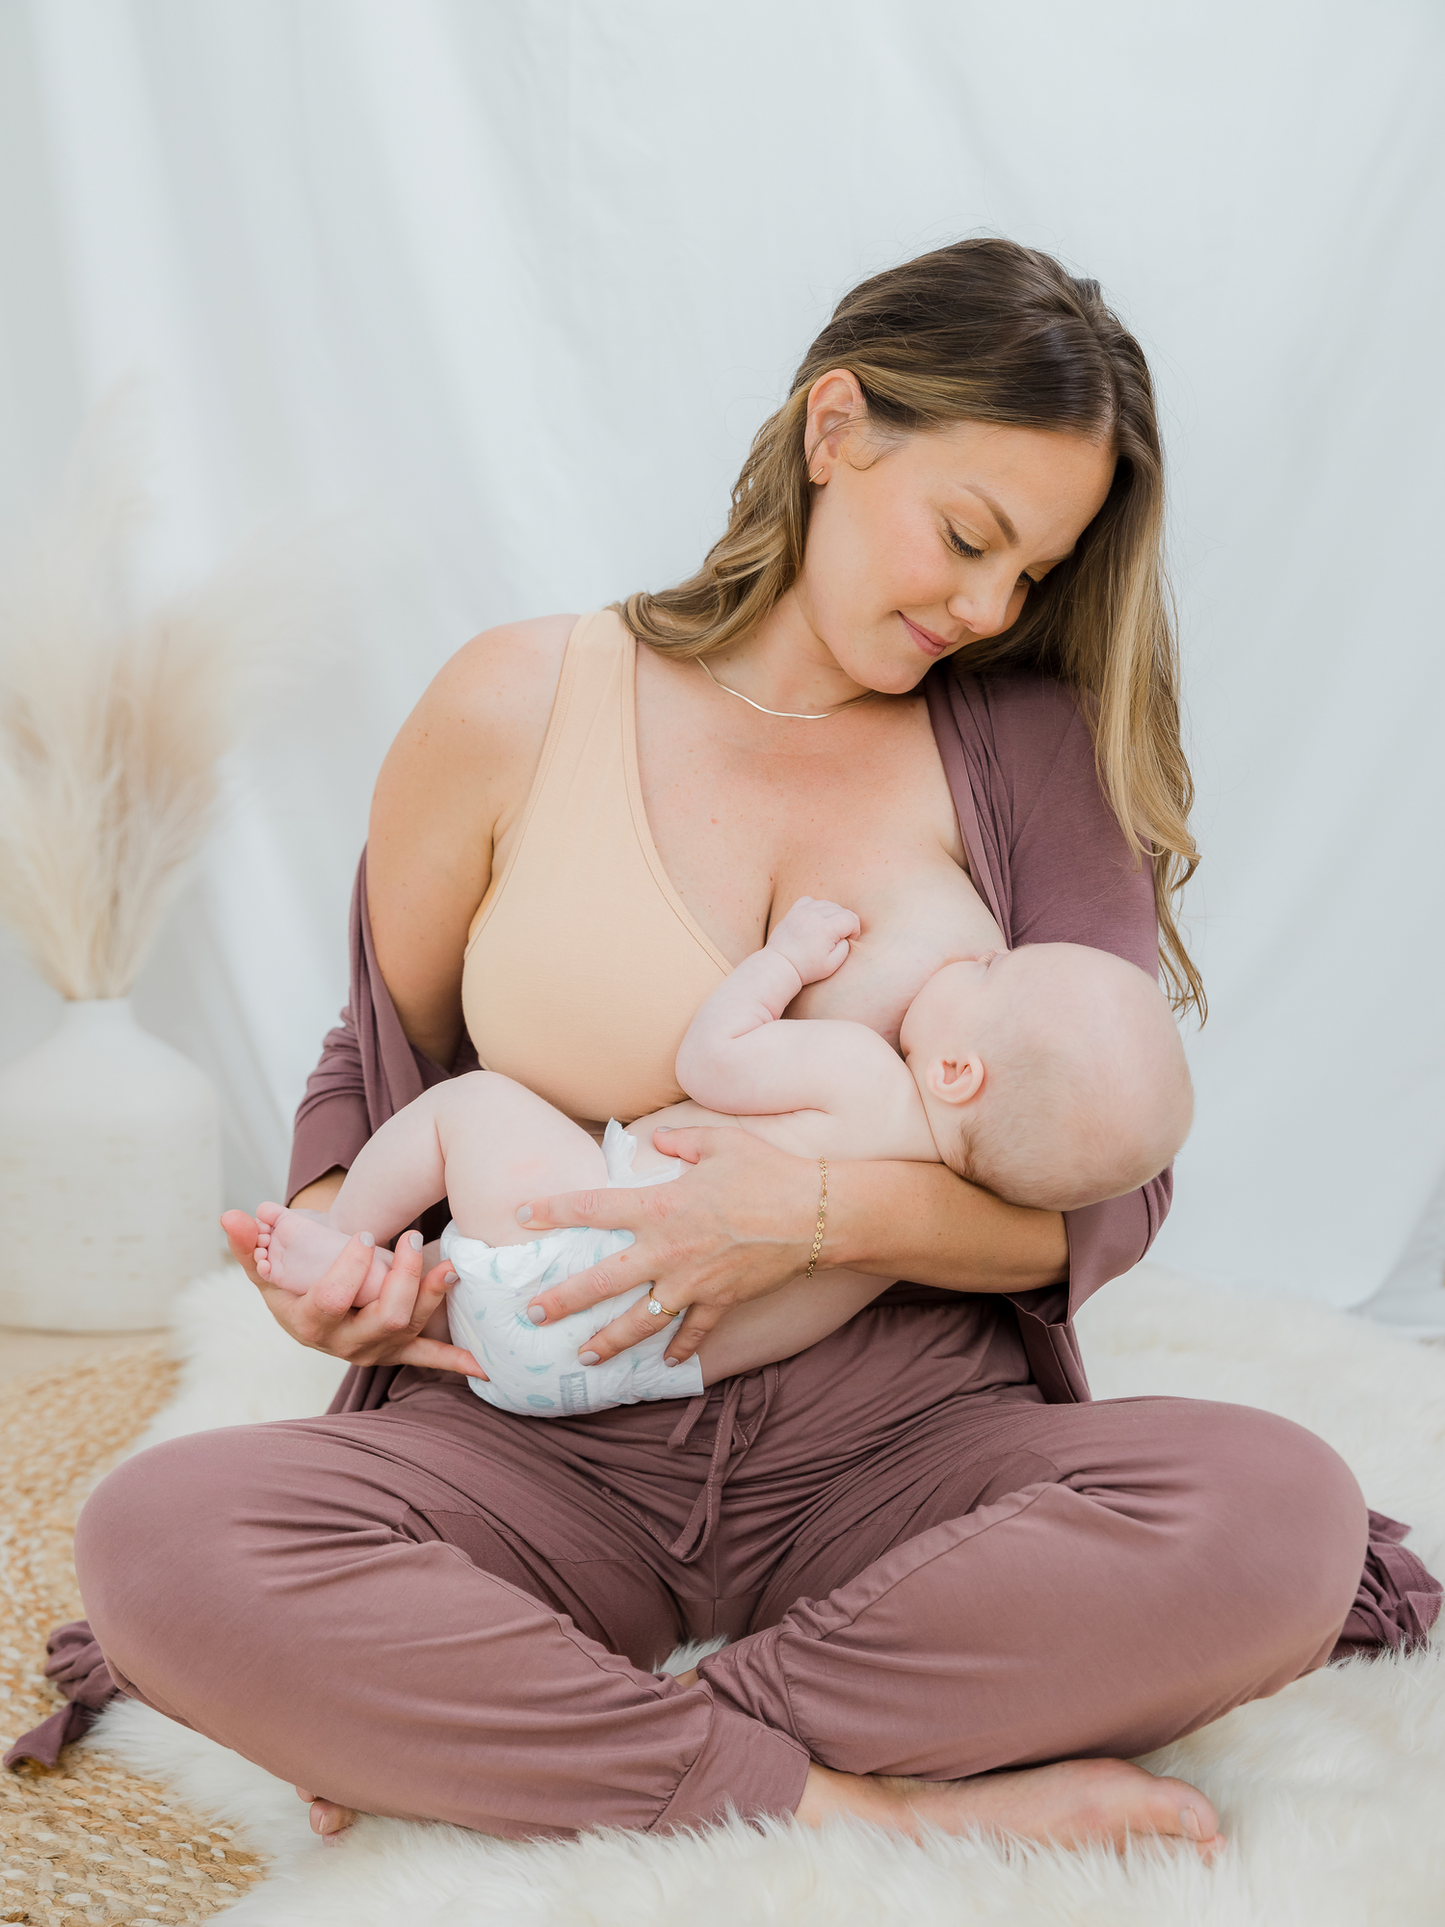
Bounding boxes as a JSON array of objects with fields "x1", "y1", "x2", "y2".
[{"x1": 441, "y1": 1188, "x2": 700, "y2": 1419}]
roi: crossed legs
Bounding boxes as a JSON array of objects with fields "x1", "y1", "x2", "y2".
[{"x1": 74, "y1": 1378, "x2": 1366, "y2": 1855}]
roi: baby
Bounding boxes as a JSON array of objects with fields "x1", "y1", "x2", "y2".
[{"x1": 255, "y1": 898, "x2": 1191, "y2": 1415}]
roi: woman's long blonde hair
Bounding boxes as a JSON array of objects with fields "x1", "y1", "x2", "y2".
[{"x1": 619, "y1": 238, "x2": 1203, "y2": 1017}]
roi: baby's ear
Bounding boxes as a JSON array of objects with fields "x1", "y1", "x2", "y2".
[{"x1": 925, "y1": 1054, "x2": 985, "y2": 1107}]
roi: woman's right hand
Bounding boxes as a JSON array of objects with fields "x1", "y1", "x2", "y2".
[{"x1": 220, "y1": 1209, "x2": 483, "y2": 1376}]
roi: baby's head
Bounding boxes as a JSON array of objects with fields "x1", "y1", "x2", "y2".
[{"x1": 898, "y1": 944, "x2": 1192, "y2": 1211}]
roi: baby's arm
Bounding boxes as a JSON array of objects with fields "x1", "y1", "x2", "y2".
[
  {"x1": 676, "y1": 897, "x2": 858, "y2": 1115},
  {"x1": 676, "y1": 897, "x2": 925, "y2": 1155}
]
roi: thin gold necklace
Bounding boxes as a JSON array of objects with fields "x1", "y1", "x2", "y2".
[{"x1": 697, "y1": 655, "x2": 873, "y2": 721}]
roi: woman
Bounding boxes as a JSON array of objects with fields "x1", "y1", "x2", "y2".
[{"x1": 58, "y1": 240, "x2": 1430, "y2": 1855}]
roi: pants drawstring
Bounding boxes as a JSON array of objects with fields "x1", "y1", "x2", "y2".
[{"x1": 662, "y1": 1366, "x2": 778, "y2": 1566}]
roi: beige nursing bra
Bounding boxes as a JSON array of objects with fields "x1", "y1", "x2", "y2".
[{"x1": 462, "y1": 610, "x2": 731, "y2": 1132}]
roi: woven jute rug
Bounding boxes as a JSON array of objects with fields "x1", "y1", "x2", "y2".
[{"x1": 0, "y1": 1346, "x2": 266, "y2": 1926}]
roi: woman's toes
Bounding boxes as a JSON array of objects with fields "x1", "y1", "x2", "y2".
[
  {"x1": 309, "y1": 1798, "x2": 356, "y2": 1841},
  {"x1": 1152, "y1": 1775, "x2": 1219, "y2": 1844}
]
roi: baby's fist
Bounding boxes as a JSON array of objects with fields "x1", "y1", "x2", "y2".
[{"x1": 767, "y1": 896, "x2": 861, "y2": 983}]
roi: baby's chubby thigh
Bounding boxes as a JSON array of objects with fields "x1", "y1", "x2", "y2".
[
  {"x1": 436, "y1": 1071, "x2": 609, "y2": 1248},
  {"x1": 443, "y1": 1222, "x2": 702, "y2": 1418}
]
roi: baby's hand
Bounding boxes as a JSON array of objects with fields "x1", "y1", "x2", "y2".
[{"x1": 766, "y1": 896, "x2": 861, "y2": 984}]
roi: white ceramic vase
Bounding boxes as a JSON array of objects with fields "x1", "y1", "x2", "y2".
[{"x1": 0, "y1": 998, "x2": 221, "y2": 1330}]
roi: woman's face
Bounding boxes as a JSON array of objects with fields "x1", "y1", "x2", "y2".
[{"x1": 793, "y1": 372, "x2": 1117, "y2": 696}]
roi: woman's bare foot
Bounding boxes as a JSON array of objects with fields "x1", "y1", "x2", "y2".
[
  {"x1": 294, "y1": 1786, "x2": 358, "y2": 1845},
  {"x1": 255, "y1": 1202, "x2": 391, "y2": 1303},
  {"x1": 662, "y1": 1669, "x2": 1223, "y2": 1860},
  {"x1": 294, "y1": 1725, "x2": 1219, "y2": 1858},
  {"x1": 796, "y1": 1757, "x2": 1225, "y2": 1858}
]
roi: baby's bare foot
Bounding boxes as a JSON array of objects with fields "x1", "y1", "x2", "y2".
[
  {"x1": 797, "y1": 1756, "x2": 1225, "y2": 1859},
  {"x1": 254, "y1": 1202, "x2": 392, "y2": 1303}
]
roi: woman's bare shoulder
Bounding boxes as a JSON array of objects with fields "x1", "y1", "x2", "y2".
[
  {"x1": 446, "y1": 611, "x2": 578, "y2": 701},
  {"x1": 366, "y1": 616, "x2": 578, "y2": 1057},
  {"x1": 374, "y1": 616, "x2": 573, "y2": 813},
  {"x1": 414, "y1": 612, "x2": 576, "y2": 755}
]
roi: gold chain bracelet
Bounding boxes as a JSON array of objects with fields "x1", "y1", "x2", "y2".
[{"x1": 804, "y1": 1157, "x2": 828, "y2": 1278}]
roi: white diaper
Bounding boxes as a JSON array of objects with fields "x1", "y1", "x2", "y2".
[{"x1": 443, "y1": 1121, "x2": 705, "y2": 1418}]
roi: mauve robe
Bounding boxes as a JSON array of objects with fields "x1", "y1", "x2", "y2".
[{"x1": 9, "y1": 661, "x2": 1437, "y2": 1772}]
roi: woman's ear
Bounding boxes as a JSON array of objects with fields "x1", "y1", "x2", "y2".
[
  {"x1": 925, "y1": 1053, "x2": 985, "y2": 1107},
  {"x1": 804, "y1": 369, "x2": 867, "y2": 484}
]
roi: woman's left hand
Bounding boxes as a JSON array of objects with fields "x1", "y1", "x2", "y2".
[{"x1": 516, "y1": 1126, "x2": 819, "y2": 1366}]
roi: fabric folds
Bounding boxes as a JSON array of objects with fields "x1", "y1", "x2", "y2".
[
  {"x1": 9, "y1": 660, "x2": 1438, "y2": 1775},
  {"x1": 4, "y1": 1620, "x2": 124, "y2": 1769}
]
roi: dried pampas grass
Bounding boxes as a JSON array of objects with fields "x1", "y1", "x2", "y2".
[{"x1": 0, "y1": 392, "x2": 331, "y2": 1000}]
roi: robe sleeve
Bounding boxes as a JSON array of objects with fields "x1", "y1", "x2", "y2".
[
  {"x1": 926, "y1": 666, "x2": 1174, "y2": 1372},
  {"x1": 288, "y1": 846, "x2": 477, "y2": 1204},
  {"x1": 285, "y1": 846, "x2": 478, "y2": 1413},
  {"x1": 285, "y1": 1009, "x2": 373, "y2": 1205}
]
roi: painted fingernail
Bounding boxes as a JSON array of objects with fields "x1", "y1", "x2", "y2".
[
  {"x1": 408, "y1": 1231, "x2": 423, "y2": 1251},
  {"x1": 359, "y1": 1232, "x2": 375, "y2": 1248},
  {"x1": 578, "y1": 1351, "x2": 600, "y2": 1365},
  {"x1": 526, "y1": 1305, "x2": 546, "y2": 1324},
  {"x1": 516, "y1": 1206, "x2": 532, "y2": 1224},
  {"x1": 444, "y1": 1271, "x2": 458, "y2": 1285}
]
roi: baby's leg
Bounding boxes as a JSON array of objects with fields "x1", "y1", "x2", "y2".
[
  {"x1": 425, "y1": 1073, "x2": 607, "y2": 1247},
  {"x1": 693, "y1": 1267, "x2": 886, "y2": 1384},
  {"x1": 256, "y1": 1073, "x2": 605, "y2": 1297},
  {"x1": 622, "y1": 1101, "x2": 890, "y2": 1384}
]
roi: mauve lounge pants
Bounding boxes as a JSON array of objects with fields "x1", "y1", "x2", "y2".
[{"x1": 74, "y1": 1296, "x2": 1367, "y2": 1840}]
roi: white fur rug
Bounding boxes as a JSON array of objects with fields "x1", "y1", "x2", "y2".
[{"x1": 84, "y1": 1263, "x2": 1445, "y2": 1925}]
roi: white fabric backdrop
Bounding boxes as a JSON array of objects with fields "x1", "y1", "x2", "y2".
[{"x1": 1, "y1": 0, "x2": 1441, "y2": 1320}]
